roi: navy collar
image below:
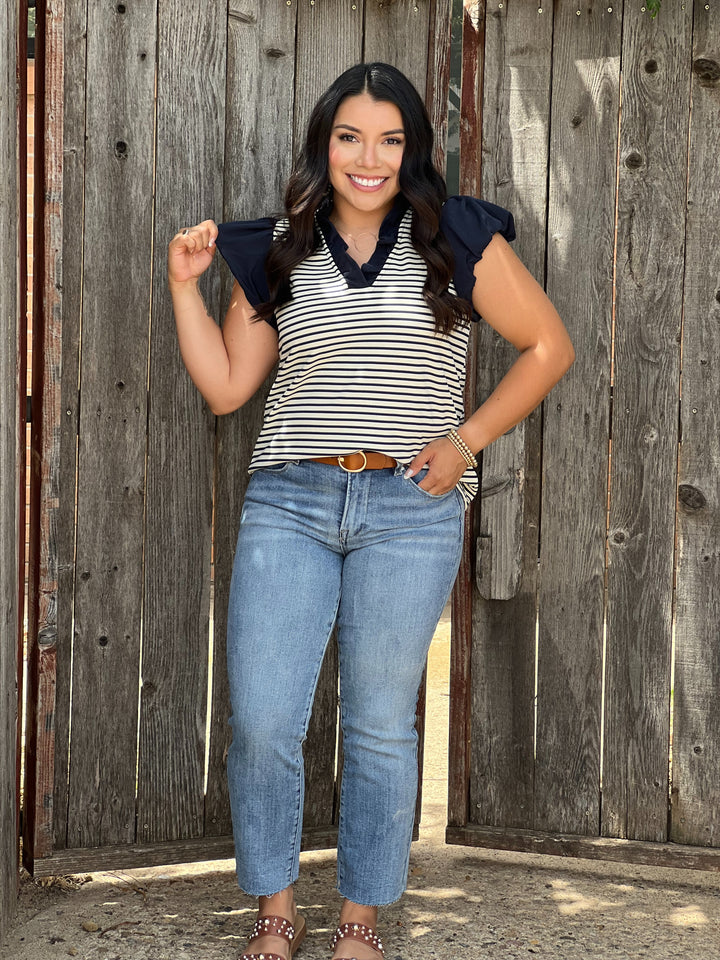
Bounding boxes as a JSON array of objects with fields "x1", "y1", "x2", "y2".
[{"x1": 315, "y1": 193, "x2": 410, "y2": 287}]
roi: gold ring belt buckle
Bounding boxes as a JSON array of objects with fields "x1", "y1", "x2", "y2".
[{"x1": 338, "y1": 451, "x2": 368, "y2": 473}]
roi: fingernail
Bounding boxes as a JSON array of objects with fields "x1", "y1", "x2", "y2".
[
  {"x1": 208, "y1": 238, "x2": 215, "y2": 247},
  {"x1": 404, "y1": 468, "x2": 415, "y2": 479}
]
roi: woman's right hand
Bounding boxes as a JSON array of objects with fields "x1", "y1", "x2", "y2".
[{"x1": 168, "y1": 219, "x2": 218, "y2": 286}]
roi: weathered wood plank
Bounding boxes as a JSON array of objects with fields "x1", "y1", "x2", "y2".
[
  {"x1": 363, "y1": 0, "x2": 430, "y2": 95},
  {"x1": 458, "y1": 0, "x2": 484, "y2": 200},
  {"x1": 534, "y1": 1, "x2": 620, "y2": 835},
  {"x1": 426, "y1": 0, "x2": 452, "y2": 177},
  {"x1": 0, "y1": 0, "x2": 20, "y2": 936},
  {"x1": 28, "y1": 825, "x2": 338, "y2": 878},
  {"x1": 205, "y1": 0, "x2": 298, "y2": 839},
  {"x1": 47, "y1": 0, "x2": 87, "y2": 858},
  {"x1": 139, "y1": 2, "x2": 224, "y2": 844},
  {"x1": 23, "y1": 0, "x2": 72, "y2": 868},
  {"x1": 474, "y1": 10, "x2": 524, "y2": 606},
  {"x1": 672, "y1": 2, "x2": 720, "y2": 848},
  {"x1": 62, "y1": 1, "x2": 156, "y2": 851},
  {"x1": 602, "y1": 3, "x2": 692, "y2": 843},
  {"x1": 468, "y1": 0, "x2": 552, "y2": 829},
  {"x1": 446, "y1": 824, "x2": 720, "y2": 873},
  {"x1": 293, "y1": 0, "x2": 365, "y2": 152}
]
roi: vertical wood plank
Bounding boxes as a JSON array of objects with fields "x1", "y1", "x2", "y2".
[
  {"x1": 51, "y1": 0, "x2": 86, "y2": 856},
  {"x1": 672, "y1": 1, "x2": 720, "y2": 848},
  {"x1": 426, "y1": 0, "x2": 452, "y2": 177},
  {"x1": 0, "y1": 0, "x2": 19, "y2": 934},
  {"x1": 534, "y1": 0, "x2": 621, "y2": 835},
  {"x1": 62, "y1": 1, "x2": 156, "y2": 850},
  {"x1": 602, "y1": 3, "x2": 692, "y2": 843},
  {"x1": 468, "y1": 0, "x2": 552, "y2": 829},
  {"x1": 24, "y1": 0, "x2": 70, "y2": 866},
  {"x1": 206, "y1": 0, "x2": 298, "y2": 838},
  {"x1": 14, "y1": 0, "x2": 28, "y2": 893},
  {"x1": 293, "y1": 0, "x2": 365, "y2": 150},
  {"x1": 139, "y1": 1, "x2": 225, "y2": 844},
  {"x1": 363, "y1": 0, "x2": 430, "y2": 94},
  {"x1": 474, "y1": 0, "x2": 548, "y2": 606}
]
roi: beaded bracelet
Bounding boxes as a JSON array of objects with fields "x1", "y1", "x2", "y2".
[{"x1": 447, "y1": 428, "x2": 477, "y2": 468}]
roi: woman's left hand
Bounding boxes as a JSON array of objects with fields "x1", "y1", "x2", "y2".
[{"x1": 404, "y1": 437, "x2": 470, "y2": 495}]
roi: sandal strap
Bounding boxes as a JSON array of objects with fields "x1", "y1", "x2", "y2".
[
  {"x1": 249, "y1": 914, "x2": 296, "y2": 945},
  {"x1": 330, "y1": 922, "x2": 384, "y2": 956},
  {"x1": 242, "y1": 955, "x2": 287, "y2": 960}
]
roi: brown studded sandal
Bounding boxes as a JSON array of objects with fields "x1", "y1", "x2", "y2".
[
  {"x1": 330, "y1": 922, "x2": 384, "y2": 959},
  {"x1": 241, "y1": 912, "x2": 306, "y2": 960}
]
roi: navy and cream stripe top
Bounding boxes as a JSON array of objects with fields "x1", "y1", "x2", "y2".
[{"x1": 215, "y1": 195, "x2": 515, "y2": 505}]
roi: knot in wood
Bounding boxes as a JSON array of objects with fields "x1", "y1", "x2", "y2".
[
  {"x1": 38, "y1": 627, "x2": 57, "y2": 649},
  {"x1": 642, "y1": 425, "x2": 659, "y2": 444},
  {"x1": 693, "y1": 58, "x2": 720, "y2": 87},
  {"x1": 570, "y1": 115, "x2": 583, "y2": 127},
  {"x1": 644, "y1": 59, "x2": 658, "y2": 74},
  {"x1": 612, "y1": 530, "x2": 627, "y2": 545},
  {"x1": 678, "y1": 483, "x2": 706, "y2": 511},
  {"x1": 265, "y1": 47, "x2": 286, "y2": 59},
  {"x1": 98, "y1": 635, "x2": 109, "y2": 647},
  {"x1": 624, "y1": 151, "x2": 643, "y2": 170},
  {"x1": 115, "y1": 140, "x2": 128, "y2": 159}
]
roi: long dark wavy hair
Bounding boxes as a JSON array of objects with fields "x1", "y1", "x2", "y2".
[{"x1": 253, "y1": 62, "x2": 473, "y2": 336}]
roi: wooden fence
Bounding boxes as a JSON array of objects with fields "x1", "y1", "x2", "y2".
[
  {"x1": 448, "y1": 0, "x2": 720, "y2": 869},
  {"x1": 16, "y1": 0, "x2": 720, "y2": 884}
]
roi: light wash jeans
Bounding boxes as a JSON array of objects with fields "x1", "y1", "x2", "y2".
[{"x1": 226, "y1": 459, "x2": 465, "y2": 905}]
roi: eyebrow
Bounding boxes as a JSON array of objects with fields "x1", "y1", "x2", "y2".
[{"x1": 333, "y1": 123, "x2": 405, "y2": 135}]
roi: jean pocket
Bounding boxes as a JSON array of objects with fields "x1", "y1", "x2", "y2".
[{"x1": 405, "y1": 469, "x2": 458, "y2": 500}]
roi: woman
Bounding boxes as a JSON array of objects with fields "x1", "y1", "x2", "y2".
[{"x1": 168, "y1": 62, "x2": 573, "y2": 960}]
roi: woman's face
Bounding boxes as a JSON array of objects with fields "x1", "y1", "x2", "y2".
[{"x1": 327, "y1": 92, "x2": 405, "y2": 222}]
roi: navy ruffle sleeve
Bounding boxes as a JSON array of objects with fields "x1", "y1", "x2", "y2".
[
  {"x1": 214, "y1": 218, "x2": 277, "y2": 327},
  {"x1": 441, "y1": 196, "x2": 516, "y2": 309}
]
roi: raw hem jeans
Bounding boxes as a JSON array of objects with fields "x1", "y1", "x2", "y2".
[{"x1": 226, "y1": 459, "x2": 465, "y2": 906}]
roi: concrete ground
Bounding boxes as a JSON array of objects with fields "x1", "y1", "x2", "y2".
[{"x1": 4, "y1": 612, "x2": 720, "y2": 960}]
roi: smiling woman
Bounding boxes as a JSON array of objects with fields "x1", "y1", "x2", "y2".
[{"x1": 167, "y1": 61, "x2": 573, "y2": 960}]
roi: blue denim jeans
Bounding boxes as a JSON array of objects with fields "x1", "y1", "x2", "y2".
[{"x1": 226, "y1": 459, "x2": 465, "y2": 905}]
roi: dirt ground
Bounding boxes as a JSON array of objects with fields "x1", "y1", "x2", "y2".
[{"x1": 4, "y1": 613, "x2": 720, "y2": 960}]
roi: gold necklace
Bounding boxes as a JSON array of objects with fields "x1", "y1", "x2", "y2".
[{"x1": 334, "y1": 224, "x2": 379, "y2": 247}]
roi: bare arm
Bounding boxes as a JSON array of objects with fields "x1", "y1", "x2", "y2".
[
  {"x1": 459, "y1": 232, "x2": 575, "y2": 453},
  {"x1": 168, "y1": 220, "x2": 279, "y2": 415},
  {"x1": 407, "y1": 233, "x2": 574, "y2": 493}
]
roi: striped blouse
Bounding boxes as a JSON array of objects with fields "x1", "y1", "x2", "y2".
[{"x1": 215, "y1": 195, "x2": 515, "y2": 505}]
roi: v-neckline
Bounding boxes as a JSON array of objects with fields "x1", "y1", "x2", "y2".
[{"x1": 317, "y1": 206, "x2": 410, "y2": 290}]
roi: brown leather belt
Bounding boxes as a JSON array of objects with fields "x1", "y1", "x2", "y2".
[{"x1": 309, "y1": 451, "x2": 398, "y2": 473}]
